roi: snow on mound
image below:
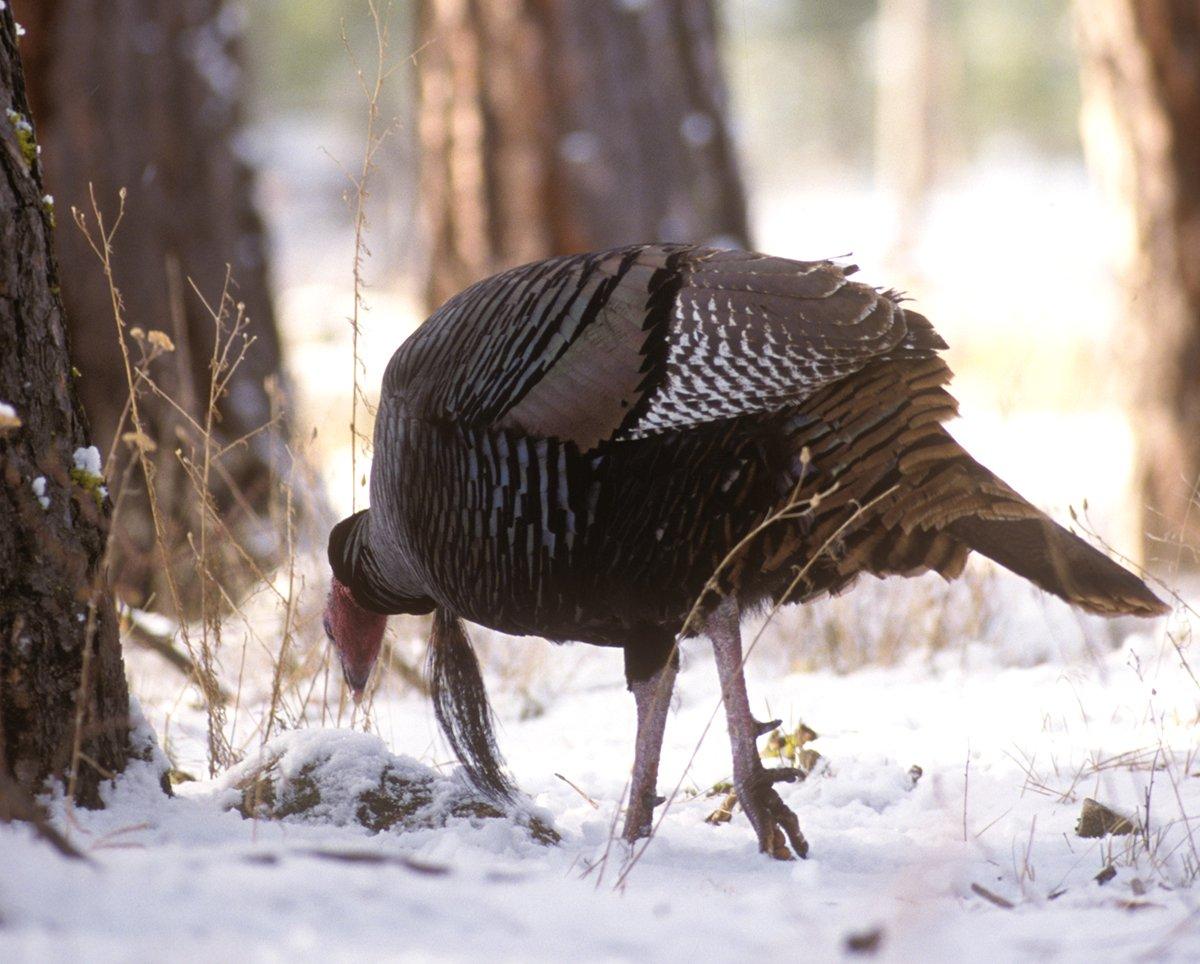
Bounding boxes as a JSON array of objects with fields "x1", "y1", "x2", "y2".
[{"x1": 222, "y1": 728, "x2": 558, "y2": 844}]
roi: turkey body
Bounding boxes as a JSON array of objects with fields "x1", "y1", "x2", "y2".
[
  {"x1": 327, "y1": 242, "x2": 1166, "y2": 857},
  {"x1": 343, "y1": 243, "x2": 1160, "y2": 663}
]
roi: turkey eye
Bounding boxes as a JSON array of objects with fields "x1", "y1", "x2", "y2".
[{"x1": 322, "y1": 614, "x2": 335, "y2": 640}]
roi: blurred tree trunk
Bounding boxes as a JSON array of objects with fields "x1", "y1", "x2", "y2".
[
  {"x1": 0, "y1": 8, "x2": 132, "y2": 808},
  {"x1": 875, "y1": 0, "x2": 937, "y2": 280},
  {"x1": 1076, "y1": 1, "x2": 1200, "y2": 564},
  {"x1": 417, "y1": 0, "x2": 750, "y2": 309},
  {"x1": 21, "y1": 0, "x2": 291, "y2": 609}
]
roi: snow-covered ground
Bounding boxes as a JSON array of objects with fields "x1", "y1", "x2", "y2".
[
  {"x1": 3, "y1": 577, "x2": 1200, "y2": 961},
  {"x1": 4, "y1": 96, "x2": 1192, "y2": 960}
]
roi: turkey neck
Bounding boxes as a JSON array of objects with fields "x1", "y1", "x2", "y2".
[{"x1": 330, "y1": 508, "x2": 430, "y2": 615}]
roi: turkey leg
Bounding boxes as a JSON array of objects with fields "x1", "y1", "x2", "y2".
[
  {"x1": 707, "y1": 596, "x2": 808, "y2": 859},
  {"x1": 621, "y1": 654, "x2": 679, "y2": 842}
]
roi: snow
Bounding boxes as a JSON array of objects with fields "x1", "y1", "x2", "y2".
[
  {"x1": 72, "y1": 445, "x2": 109, "y2": 500},
  {"x1": 3, "y1": 588, "x2": 1199, "y2": 961},
  {"x1": 0, "y1": 400, "x2": 19, "y2": 430},
  {"x1": 680, "y1": 111, "x2": 716, "y2": 146},
  {"x1": 3, "y1": 97, "x2": 1194, "y2": 963},
  {"x1": 559, "y1": 130, "x2": 601, "y2": 165},
  {"x1": 72, "y1": 445, "x2": 103, "y2": 477},
  {"x1": 5, "y1": 109, "x2": 31, "y2": 135},
  {"x1": 30, "y1": 476, "x2": 48, "y2": 510}
]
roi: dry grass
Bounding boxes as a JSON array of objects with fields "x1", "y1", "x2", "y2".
[
  {"x1": 69, "y1": 185, "x2": 341, "y2": 781},
  {"x1": 50, "y1": 3, "x2": 419, "y2": 790}
]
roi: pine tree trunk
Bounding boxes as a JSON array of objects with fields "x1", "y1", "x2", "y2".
[
  {"x1": 875, "y1": 0, "x2": 937, "y2": 278},
  {"x1": 0, "y1": 8, "x2": 132, "y2": 808},
  {"x1": 417, "y1": 0, "x2": 750, "y2": 309},
  {"x1": 1076, "y1": 0, "x2": 1200, "y2": 563},
  {"x1": 21, "y1": 0, "x2": 291, "y2": 609}
]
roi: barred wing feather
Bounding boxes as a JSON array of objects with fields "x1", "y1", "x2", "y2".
[{"x1": 385, "y1": 244, "x2": 946, "y2": 451}]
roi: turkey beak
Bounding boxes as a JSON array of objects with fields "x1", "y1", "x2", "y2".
[{"x1": 338, "y1": 655, "x2": 372, "y2": 703}]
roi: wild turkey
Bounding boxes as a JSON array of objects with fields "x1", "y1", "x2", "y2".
[{"x1": 324, "y1": 243, "x2": 1167, "y2": 859}]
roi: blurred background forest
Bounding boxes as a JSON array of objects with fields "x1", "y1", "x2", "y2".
[
  {"x1": 13, "y1": 0, "x2": 1200, "y2": 690},
  {"x1": 13, "y1": 5, "x2": 1200, "y2": 949},
  {"x1": 258, "y1": 0, "x2": 1196, "y2": 570}
]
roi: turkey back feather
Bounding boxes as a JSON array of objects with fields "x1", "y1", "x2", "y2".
[{"x1": 384, "y1": 245, "x2": 942, "y2": 452}]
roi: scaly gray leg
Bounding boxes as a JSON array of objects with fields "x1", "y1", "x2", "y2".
[
  {"x1": 621, "y1": 655, "x2": 679, "y2": 842},
  {"x1": 707, "y1": 595, "x2": 808, "y2": 859}
]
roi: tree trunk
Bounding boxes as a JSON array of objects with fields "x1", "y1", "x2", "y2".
[
  {"x1": 417, "y1": 0, "x2": 750, "y2": 309},
  {"x1": 1076, "y1": 1, "x2": 1200, "y2": 564},
  {"x1": 21, "y1": 0, "x2": 291, "y2": 609},
  {"x1": 0, "y1": 8, "x2": 132, "y2": 807},
  {"x1": 875, "y1": 0, "x2": 937, "y2": 279}
]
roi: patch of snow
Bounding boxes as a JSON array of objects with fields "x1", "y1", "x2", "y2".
[
  {"x1": 72, "y1": 446, "x2": 102, "y2": 476},
  {"x1": 187, "y1": 22, "x2": 240, "y2": 103},
  {"x1": 559, "y1": 130, "x2": 600, "y2": 165},
  {"x1": 30, "y1": 476, "x2": 48, "y2": 510},
  {"x1": 127, "y1": 607, "x2": 176, "y2": 638},
  {"x1": 680, "y1": 111, "x2": 715, "y2": 146},
  {"x1": 5, "y1": 108, "x2": 31, "y2": 135},
  {"x1": 72, "y1": 445, "x2": 108, "y2": 499},
  {"x1": 2, "y1": 604, "x2": 1198, "y2": 960},
  {"x1": 0, "y1": 400, "x2": 19, "y2": 430}
]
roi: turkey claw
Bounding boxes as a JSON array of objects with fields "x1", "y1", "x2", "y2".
[
  {"x1": 753, "y1": 717, "x2": 783, "y2": 737},
  {"x1": 737, "y1": 767, "x2": 809, "y2": 860},
  {"x1": 759, "y1": 766, "x2": 805, "y2": 786}
]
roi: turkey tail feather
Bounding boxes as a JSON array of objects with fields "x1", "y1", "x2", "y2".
[
  {"x1": 428, "y1": 608, "x2": 515, "y2": 801},
  {"x1": 948, "y1": 514, "x2": 1168, "y2": 618}
]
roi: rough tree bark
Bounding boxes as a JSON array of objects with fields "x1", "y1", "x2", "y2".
[
  {"x1": 1076, "y1": 1, "x2": 1200, "y2": 563},
  {"x1": 0, "y1": 7, "x2": 132, "y2": 807},
  {"x1": 417, "y1": 0, "x2": 750, "y2": 308},
  {"x1": 20, "y1": 0, "x2": 290, "y2": 607}
]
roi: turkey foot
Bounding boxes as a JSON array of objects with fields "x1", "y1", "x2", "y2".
[
  {"x1": 734, "y1": 764, "x2": 808, "y2": 859},
  {"x1": 707, "y1": 595, "x2": 810, "y2": 859},
  {"x1": 623, "y1": 788, "x2": 666, "y2": 843}
]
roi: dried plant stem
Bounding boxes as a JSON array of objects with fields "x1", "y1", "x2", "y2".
[
  {"x1": 265, "y1": 474, "x2": 299, "y2": 744},
  {"x1": 342, "y1": 0, "x2": 399, "y2": 511},
  {"x1": 72, "y1": 186, "x2": 262, "y2": 777},
  {"x1": 71, "y1": 186, "x2": 217, "y2": 782}
]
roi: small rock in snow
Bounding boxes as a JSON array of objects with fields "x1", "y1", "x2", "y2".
[
  {"x1": 225, "y1": 729, "x2": 559, "y2": 845},
  {"x1": 1076, "y1": 798, "x2": 1137, "y2": 838}
]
